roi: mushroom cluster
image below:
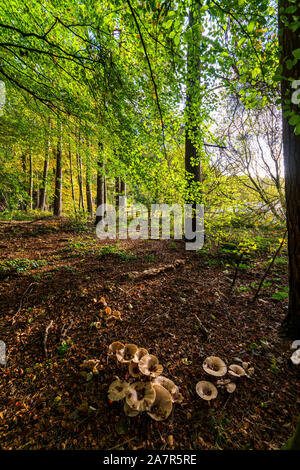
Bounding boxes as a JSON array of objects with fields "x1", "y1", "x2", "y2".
[
  {"x1": 108, "y1": 341, "x2": 183, "y2": 420},
  {"x1": 196, "y1": 356, "x2": 253, "y2": 401},
  {"x1": 290, "y1": 340, "x2": 300, "y2": 365},
  {"x1": 90, "y1": 297, "x2": 122, "y2": 330}
]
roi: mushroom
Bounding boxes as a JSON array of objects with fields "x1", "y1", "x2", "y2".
[
  {"x1": 228, "y1": 364, "x2": 246, "y2": 377},
  {"x1": 152, "y1": 376, "x2": 182, "y2": 402},
  {"x1": 108, "y1": 341, "x2": 124, "y2": 356},
  {"x1": 116, "y1": 344, "x2": 138, "y2": 363},
  {"x1": 225, "y1": 382, "x2": 236, "y2": 393},
  {"x1": 138, "y1": 354, "x2": 163, "y2": 378},
  {"x1": 216, "y1": 378, "x2": 231, "y2": 386},
  {"x1": 80, "y1": 359, "x2": 100, "y2": 374},
  {"x1": 126, "y1": 382, "x2": 156, "y2": 411},
  {"x1": 147, "y1": 384, "x2": 173, "y2": 421},
  {"x1": 291, "y1": 349, "x2": 300, "y2": 365},
  {"x1": 129, "y1": 361, "x2": 141, "y2": 378},
  {"x1": 108, "y1": 379, "x2": 129, "y2": 401},
  {"x1": 124, "y1": 401, "x2": 139, "y2": 417},
  {"x1": 196, "y1": 381, "x2": 218, "y2": 400},
  {"x1": 291, "y1": 340, "x2": 300, "y2": 350},
  {"x1": 133, "y1": 347, "x2": 148, "y2": 363},
  {"x1": 203, "y1": 356, "x2": 227, "y2": 377}
]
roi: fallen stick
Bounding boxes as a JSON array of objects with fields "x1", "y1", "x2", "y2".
[{"x1": 44, "y1": 320, "x2": 54, "y2": 359}]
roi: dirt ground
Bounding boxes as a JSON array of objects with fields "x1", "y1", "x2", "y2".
[{"x1": 0, "y1": 218, "x2": 299, "y2": 450}]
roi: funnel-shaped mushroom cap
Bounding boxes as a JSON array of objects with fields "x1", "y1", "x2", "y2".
[
  {"x1": 147, "y1": 384, "x2": 173, "y2": 421},
  {"x1": 153, "y1": 376, "x2": 180, "y2": 402},
  {"x1": 225, "y1": 382, "x2": 236, "y2": 393},
  {"x1": 129, "y1": 361, "x2": 141, "y2": 378},
  {"x1": 291, "y1": 349, "x2": 300, "y2": 365},
  {"x1": 138, "y1": 354, "x2": 163, "y2": 377},
  {"x1": 126, "y1": 382, "x2": 156, "y2": 411},
  {"x1": 108, "y1": 379, "x2": 129, "y2": 401},
  {"x1": 133, "y1": 347, "x2": 148, "y2": 363},
  {"x1": 108, "y1": 341, "x2": 124, "y2": 355},
  {"x1": 196, "y1": 381, "x2": 218, "y2": 400},
  {"x1": 124, "y1": 401, "x2": 140, "y2": 417},
  {"x1": 228, "y1": 364, "x2": 246, "y2": 377},
  {"x1": 116, "y1": 343, "x2": 138, "y2": 363},
  {"x1": 291, "y1": 340, "x2": 300, "y2": 350},
  {"x1": 203, "y1": 356, "x2": 227, "y2": 377}
]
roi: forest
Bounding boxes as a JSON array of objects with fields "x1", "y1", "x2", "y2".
[{"x1": 0, "y1": 0, "x2": 300, "y2": 453}]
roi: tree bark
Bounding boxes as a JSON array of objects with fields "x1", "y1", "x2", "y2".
[
  {"x1": 68, "y1": 141, "x2": 77, "y2": 215},
  {"x1": 29, "y1": 151, "x2": 33, "y2": 210},
  {"x1": 96, "y1": 141, "x2": 106, "y2": 224},
  {"x1": 76, "y1": 126, "x2": 85, "y2": 212},
  {"x1": 184, "y1": 5, "x2": 202, "y2": 236},
  {"x1": 40, "y1": 117, "x2": 51, "y2": 211},
  {"x1": 53, "y1": 119, "x2": 63, "y2": 217},
  {"x1": 279, "y1": 0, "x2": 300, "y2": 338},
  {"x1": 85, "y1": 138, "x2": 93, "y2": 216}
]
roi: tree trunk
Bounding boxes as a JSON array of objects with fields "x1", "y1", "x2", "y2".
[
  {"x1": 69, "y1": 141, "x2": 77, "y2": 215},
  {"x1": 85, "y1": 138, "x2": 93, "y2": 216},
  {"x1": 279, "y1": 0, "x2": 300, "y2": 338},
  {"x1": 76, "y1": 126, "x2": 85, "y2": 212},
  {"x1": 115, "y1": 176, "x2": 121, "y2": 209},
  {"x1": 185, "y1": 5, "x2": 202, "y2": 233},
  {"x1": 40, "y1": 117, "x2": 51, "y2": 211},
  {"x1": 29, "y1": 152, "x2": 33, "y2": 210},
  {"x1": 53, "y1": 119, "x2": 63, "y2": 217},
  {"x1": 96, "y1": 141, "x2": 106, "y2": 224}
]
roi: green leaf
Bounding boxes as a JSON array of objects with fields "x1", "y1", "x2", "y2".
[{"x1": 292, "y1": 48, "x2": 300, "y2": 59}]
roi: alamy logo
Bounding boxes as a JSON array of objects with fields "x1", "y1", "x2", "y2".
[
  {"x1": 291, "y1": 80, "x2": 300, "y2": 105},
  {"x1": 95, "y1": 197, "x2": 204, "y2": 251},
  {"x1": 0, "y1": 340, "x2": 6, "y2": 365}
]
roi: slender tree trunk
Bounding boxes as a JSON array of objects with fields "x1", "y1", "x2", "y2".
[
  {"x1": 279, "y1": 0, "x2": 300, "y2": 338},
  {"x1": 96, "y1": 141, "x2": 106, "y2": 224},
  {"x1": 35, "y1": 171, "x2": 40, "y2": 208},
  {"x1": 115, "y1": 176, "x2": 121, "y2": 209},
  {"x1": 76, "y1": 126, "x2": 85, "y2": 212},
  {"x1": 53, "y1": 119, "x2": 63, "y2": 217},
  {"x1": 86, "y1": 138, "x2": 93, "y2": 216},
  {"x1": 29, "y1": 151, "x2": 33, "y2": 210},
  {"x1": 185, "y1": 5, "x2": 202, "y2": 233},
  {"x1": 69, "y1": 141, "x2": 77, "y2": 215},
  {"x1": 40, "y1": 117, "x2": 51, "y2": 211}
]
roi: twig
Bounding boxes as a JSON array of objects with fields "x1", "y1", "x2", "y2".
[
  {"x1": 44, "y1": 320, "x2": 54, "y2": 359},
  {"x1": 12, "y1": 283, "x2": 34, "y2": 324},
  {"x1": 252, "y1": 230, "x2": 287, "y2": 302},
  {"x1": 192, "y1": 312, "x2": 210, "y2": 339},
  {"x1": 107, "y1": 437, "x2": 137, "y2": 450}
]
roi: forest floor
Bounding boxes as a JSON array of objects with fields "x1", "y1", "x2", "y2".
[{"x1": 0, "y1": 217, "x2": 299, "y2": 450}]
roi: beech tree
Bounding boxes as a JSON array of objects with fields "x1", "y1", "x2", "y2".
[{"x1": 278, "y1": 0, "x2": 300, "y2": 338}]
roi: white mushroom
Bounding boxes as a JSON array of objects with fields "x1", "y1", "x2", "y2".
[
  {"x1": 124, "y1": 402, "x2": 140, "y2": 417},
  {"x1": 228, "y1": 364, "x2": 246, "y2": 377},
  {"x1": 147, "y1": 384, "x2": 173, "y2": 421},
  {"x1": 133, "y1": 347, "x2": 148, "y2": 363},
  {"x1": 138, "y1": 354, "x2": 163, "y2": 378},
  {"x1": 152, "y1": 376, "x2": 182, "y2": 402},
  {"x1": 126, "y1": 382, "x2": 156, "y2": 412},
  {"x1": 291, "y1": 340, "x2": 300, "y2": 350},
  {"x1": 203, "y1": 356, "x2": 227, "y2": 377},
  {"x1": 108, "y1": 379, "x2": 129, "y2": 401},
  {"x1": 225, "y1": 382, "x2": 236, "y2": 393},
  {"x1": 108, "y1": 341, "x2": 124, "y2": 356},
  {"x1": 196, "y1": 381, "x2": 218, "y2": 400},
  {"x1": 129, "y1": 361, "x2": 141, "y2": 378},
  {"x1": 291, "y1": 349, "x2": 300, "y2": 365},
  {"x1": 116, "y1": 343, "x2": 138, "y2": 363}
]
